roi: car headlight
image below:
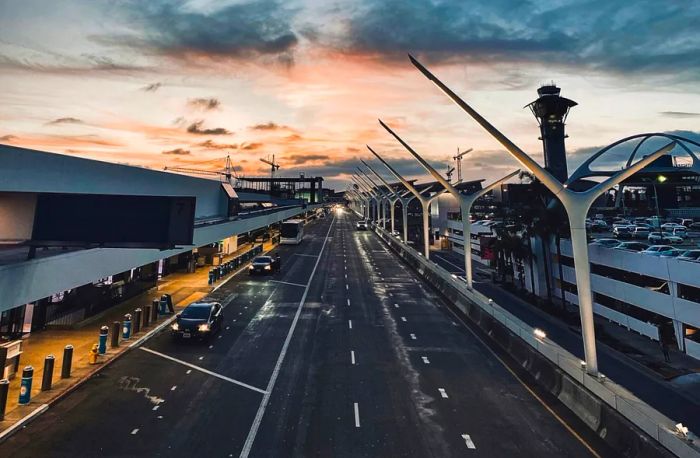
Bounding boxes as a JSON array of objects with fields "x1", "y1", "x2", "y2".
[
  {"x1": 171, "y1": 323, "x2": 179, "y2": 331},
  {"x1": 198, "y1": 324, "x2": 210, "y2": 332},
  {"x1": 264, "y1": 265, "x2": 271, "y2": 270}
]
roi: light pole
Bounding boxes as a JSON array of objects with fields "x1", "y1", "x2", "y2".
[
  {"x1": 366, "y1": 145, "x2": 447, "y2": 259},
  {"x1": 409, "y1": 54, "x2": 675, "y2": 375},
  {"x1": 378, "y1": 119, "x2": 519, "y2": 288},
  {"x1": 361, "y1": 159, "x2": 405, "y2": 234}
]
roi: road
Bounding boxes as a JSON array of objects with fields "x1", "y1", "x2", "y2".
[{"x1": 0, "y1": 211, "x2": 612, "y2": 457}]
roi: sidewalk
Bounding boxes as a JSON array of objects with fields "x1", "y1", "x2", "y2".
[
  {"x1": 431, "y1": 248, "x2": 700, "y2": 434},
  {"x1": 0, "y1": 239, "x2": 275, "y2": 434}
]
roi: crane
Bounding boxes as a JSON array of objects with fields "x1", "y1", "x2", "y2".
[
  {"x1": 453, "y1": 147, "x2": 473, "y2": 182},
  {"x1": 164, "y1": 155, "x2": 236, "y2": 183}
]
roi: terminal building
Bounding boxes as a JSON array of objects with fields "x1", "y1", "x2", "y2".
[{"x1": 0, "y1": 145, "x2": 322, "y2": 340}]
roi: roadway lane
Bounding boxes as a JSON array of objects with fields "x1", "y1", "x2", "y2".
[{"x1": 0, "y1": 211, "x2": 611, "y2": 457}]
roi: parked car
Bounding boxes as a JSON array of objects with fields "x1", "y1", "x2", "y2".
[
  {"x1": 615, "y1": 241, "x2": 649, "y2": 252},
  {"x1": 612, "y1": 225, "x2": 633, "y2": 239},
  {"x1": 630, "y1": 226, "x2": 650, "y2": 239},
  {"x1": 248, "y1": 256, "x2": 280, "y2": 275},
  {"x1": 677, "y1": 250, "x2": 700, "y2": 262},
  {"x1": 641, "y1": 245, "x2": 676, "y2": 256},
  {"x1": 171, "y1": 302, "x2": 224, "y2": 340},
  {"x1": 590, "y1": 238, "x2": 621, "y2": 248}
]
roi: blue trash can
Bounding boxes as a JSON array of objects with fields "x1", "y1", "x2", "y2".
[
  {"x1": 122, "y1": 314, "x2": 132, "y2": 340},
  {"x1": 18, "y1": 366, "x2": 33, "y2": 405}
]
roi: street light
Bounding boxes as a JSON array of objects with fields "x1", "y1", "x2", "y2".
[
  {"x1": 378, "y1": 119, "x2": 519, "y2": 289},
  {"x1": 366, "y1": 145, "x2": 447, "y2": 259},
  {"x1": 408, "y1": 54, "x2": 675, "y2": 375}
]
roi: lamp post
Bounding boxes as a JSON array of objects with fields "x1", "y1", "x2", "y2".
[
  {"x1": 378, "y1": 119, "x2": 519, "y2": 288},
  {"x1": 360, "y1": 160, "x2": 405, "y2": 234},
  {"x1": 409, "y1": 54, "x2": 675, "y2": 375},
  {"x1": 366, "y1": 145, "x2": 446, "y2": 259}
]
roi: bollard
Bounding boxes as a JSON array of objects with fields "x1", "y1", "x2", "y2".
[
  {"x1": 144, "y1": 305, "x2": 151, "y2": 328},
  {"x1": 122, "y1": 314, "x2": 132, "y2": 340},
  {"x1": 111, "y1": 321, "x2": 120, "y2": 348},
  {"x1": 18, "y1": 366, "x2": 33, "y2": 405},
  {"x1": 0, "y1": 379, "x2": 8, "y2": 420},
  {"x1": 152, "y1": 299, "x2": 159, "y2": 322},
  {"x1": 98, "y1": 326, "x2": 109, "y2": 354},
  {"x1": 61, "y1": 345, "x2": 73, "y2": 378},
  {"x1": 133, "y1": 308, "x2": 142, "y2": 334},
  {"x1": 41, "y1": 355, "x2": 55, "y2": 391}
]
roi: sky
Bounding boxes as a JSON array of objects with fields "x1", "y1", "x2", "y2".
[{"x1": 1, "y1": 0, "x2": 699, "y2": 191}]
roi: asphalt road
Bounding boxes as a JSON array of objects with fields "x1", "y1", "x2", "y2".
[{"x1": 0, "y1": 211, "x2": 612, "y2": 457}]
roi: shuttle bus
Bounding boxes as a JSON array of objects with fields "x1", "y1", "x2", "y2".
[{"x1": 280, "y1": 219, "x2": 304, "y2": 245}]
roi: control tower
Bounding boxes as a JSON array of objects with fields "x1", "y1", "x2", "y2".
[{"x1": 526, "y1": 84, "x2": 577, "y2": 183}]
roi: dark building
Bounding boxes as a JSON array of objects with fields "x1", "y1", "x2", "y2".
[{"x1": 527, "y1": 84, "x2": 577, "y2": 183}]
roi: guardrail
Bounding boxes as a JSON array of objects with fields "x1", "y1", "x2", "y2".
[{"x1": 373, "y1": 225, "x2": 699, "y2": 458}]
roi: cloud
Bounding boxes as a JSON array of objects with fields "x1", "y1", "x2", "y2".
[
  {"x1": 162, "y1": 147, "x2": 190, "y2": 155},
  {"x1": 187, "y1": 98, "x2": 220, "y2": 111},
  {"x1": 0, "y1": 135, "x2": 17, "y2": 142},
  {"x1": 286, "y1": 154, "x2": 329, "y2": 164},
  {"x1": 141, "y1": 82, "x2": 162, "y2": 92},
  {"x1": 186, "y1": 120, "x2": 230, "y2": 135},
  {"x1": 659, "y1": 111, "x2": 700, "y2": 118},
  {"x1": 323, "y1": 0, "x2": 700, "y2": 81},
  {"x1": 241, "y1": 142, "x2": 263, "y2": 150},
  {"x1": 47, "y1": 117, "x2": 84, "y2": 125},
  {"x1": 251, "y1": 122, "x2": 288, "y2": 131},
  {"x1": 106, "y1": 1, "x2": 298, "y2": 62},
  {"x1": 195, "y1": 140, "x2": 238, "y2": 150}
]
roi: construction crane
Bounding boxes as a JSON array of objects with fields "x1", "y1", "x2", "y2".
[
  {"x1": 259, "y1": 154, "x2": 280, "y2": 179},
  {"x1": 453, "y1": 147, "x2": 473, "y2": 182},
  {"x1": 164, "y1": 155, "x2": 236, "y2": 183},
  {"x1": 446, "y1": 165, "x2": 455, "y2": 183}
]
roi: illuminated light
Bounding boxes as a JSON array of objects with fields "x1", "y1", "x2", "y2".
[
  {"x1": 657, "y1": 175, "x2": 668, "y2": 183},
  {"x1": 198, "y1": 324, "x2": 210, "y2": 332},
  {"x1": 171, "y1": 323, "x2": 179, "y2": 331},
  {"x1": 534, "y1": 328, "x2": 547, "y2": 339}
]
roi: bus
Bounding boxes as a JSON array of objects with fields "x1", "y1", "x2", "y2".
[{"x1": 280, "y1": 219, "x2": 304, "y2": 245}]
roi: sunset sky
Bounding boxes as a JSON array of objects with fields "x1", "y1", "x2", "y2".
[{"x1": 1, "y1": 0, "x2": 699, "y2": 190}]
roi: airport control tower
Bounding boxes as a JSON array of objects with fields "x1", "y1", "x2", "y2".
[{"x1": 526, "y1": 84, "x2": 577, "y2": 183}]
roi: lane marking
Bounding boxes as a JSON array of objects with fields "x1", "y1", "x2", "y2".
[
  {"x1": 410, "y1": 333, "x2": 417, "y2": 340},
  {"x1": 269, "y1": 280, "x2": 306, "y2": 288},
  {"x1": 353, "y1": 403, "x2": 361, "y2": 428},
  {"x1": 438, "y1": 388, "x2": 448, "y2": 398},
  {"x1": 140, "y1": 347, "x2": 267, "y2": 395},
  {"x1": 421, "y1": 356, "x2": 430, "y2": 364},
  {"x1": 131, "y1": 428, "x2": 139, "y2": 435},
  {"x1": 461, "y1": 434, "x2": 476, "y2": 449},
  {"x1": 240, "y1": 216, "x2": 336, "y2": 458},
  {"x1": 400, "y1": 316, "x2": 407, "y2": 322},
  {"x1": 348, "y1": 320, "x2": 353, "y2": 329},
  {"x1": 351, "y1": 351, "x2": 356, "y2": 365}
]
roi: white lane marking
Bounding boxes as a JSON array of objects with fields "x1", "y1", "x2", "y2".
[
  {"x1": 410, "y1": 333, "x2": 417, "y2": 340},
  {"x1": 170, "y1": 385, "x2": 177, "y2": 391},
  {"x1": 394, "y1": 304, "x2": 399, "y2": 308},
  {"x1": 140, "y1": 347, "x2": 267, "y2": 394},
  {"x1": 348, "y1": 320, "x2": 353, "y2": 329},
  {"x1": 346, "y1": 299, "x2": 351, "y2": 306},
  {"x1": 152, "y1": 405, "x2": 160, "y2": 411},
  {"x1": 421, "y1": 356, "x2": 430, "y2": 364},
  {"x1": 461, "y1": 434, "x2": 476, "y2": 449},
  {"x1": 269, "y1": 280, "x2": 306, "y2": 288},
  {"x1": 351, "y1": 351, "x2": 356, "y2": 365},
  {"x1": 186, "y1": 369, "x2": 192, "y2": 374},
  {"x1": 400, "y1": 316, "x2": 407, "y2": 322},
  {"x1": 131, "y1": 428, "x2": 139, "y2": 435},
  {"x1": 240, "y1": 216, "x2": 336, "y2": 458},
  {"x1": 438, "y1": 388, "x2": 448, "y2": 398},
  {"x1": 353, "y1": 403, "x2": 361, "y2": 428}
]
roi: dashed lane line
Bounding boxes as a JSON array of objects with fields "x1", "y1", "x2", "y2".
[{"x1": 140, "y1": 347, "x2": 267, "y2": 395}]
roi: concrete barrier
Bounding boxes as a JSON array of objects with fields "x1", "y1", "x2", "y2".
[{"x1": 373, "y1": 227, "x2": 698, "y2": 458}]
